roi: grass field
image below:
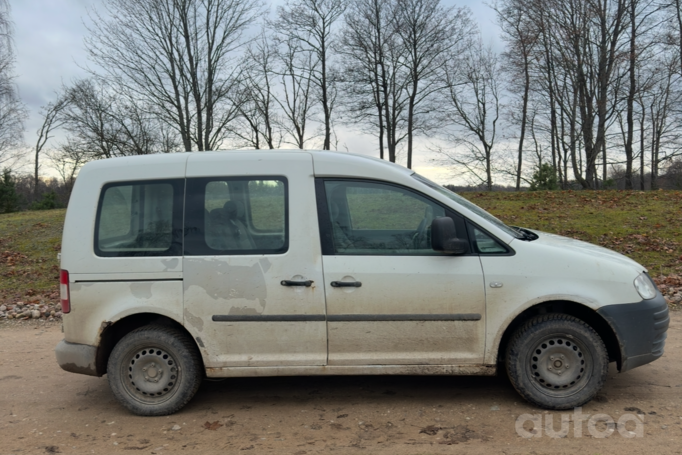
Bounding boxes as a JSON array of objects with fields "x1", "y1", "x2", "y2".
[
  {"x1": 0, "y1": 209, "x2": 65, "y2": 302},
  {"x1": 465, "y1": 190, "x2": 682, "y2": 278},
  {"x1": 0, "y1": 190, "x2": 680, "y2": 304}
]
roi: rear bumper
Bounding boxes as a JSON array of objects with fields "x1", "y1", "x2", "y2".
[
  {"x1": 597, "y1": 292, "x2": 669, "y2": 372},
  {"x1": 55, "y1": 340, "x2": 101, "y2": 377}
]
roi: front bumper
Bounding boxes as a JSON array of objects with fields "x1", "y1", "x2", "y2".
[
  {"x1": 55, "y1": 340, "x2": 101, "y2": 377},
  {"x1": 597, "y1": 292, "x2": 669, "y2": 372}
]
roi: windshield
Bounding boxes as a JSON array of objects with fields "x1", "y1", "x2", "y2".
[{"x1": 412, "y1": 173, "x2": 522, "y2": 239}]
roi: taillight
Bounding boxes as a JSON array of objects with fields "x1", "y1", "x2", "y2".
[{"x1": 60, "y1": 269, "x2": 71, "y2": 314}]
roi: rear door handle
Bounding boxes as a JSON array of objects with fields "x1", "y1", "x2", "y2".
[
  {"x1": 281, "y1": 280, "x2": 313, "y2": 287},
  {"x1": 331, "y1": 281, "x2": 362, "y2": 288}
]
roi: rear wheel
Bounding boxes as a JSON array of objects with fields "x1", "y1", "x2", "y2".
[
  {"x1": 506, "y1": 314, "x2": 608, "y2": 410},
  {"x1": 107, "y1": 325, "x2": 203, "y2": 416}
]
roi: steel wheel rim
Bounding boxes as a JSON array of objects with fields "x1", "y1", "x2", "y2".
[
  {"x1": 527, "y1": 335, "x2": 591, "y2": 397},
  {"x1": 122, "y1": 346, "x2": 180, "y2": 404}
]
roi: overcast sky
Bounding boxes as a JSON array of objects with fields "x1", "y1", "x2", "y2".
[{"x1": 10, "y1": 0, "x2": 501, "y2": 181}]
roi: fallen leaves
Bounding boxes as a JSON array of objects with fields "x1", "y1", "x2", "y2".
[
  {"x1": 655, "y1": 275, "x2": 682, "y2": 310},
  {"x1": 419, "y1": 425, "x2": 441, "y2": 436},
  {"x1": 203, "y1": 421, "x2": 223, "y2": 431}
]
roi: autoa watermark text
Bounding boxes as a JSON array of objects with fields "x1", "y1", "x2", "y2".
[{"x1": 515, "y1": 407, "x2": 644, "y2": 438}]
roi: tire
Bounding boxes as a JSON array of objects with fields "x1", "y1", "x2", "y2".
[
  {"x1": 107, "y1": 325, "x2": 203, "y2": 416},
  {"x1": 506, "y1": 314, "x2": 608, "y2": 410}
]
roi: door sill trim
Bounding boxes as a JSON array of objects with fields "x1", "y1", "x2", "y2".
[{"x1": 206, "y1": 364, "x2": 496, "y2": 378}]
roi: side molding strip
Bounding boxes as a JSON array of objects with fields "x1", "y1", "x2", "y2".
[
  {"x1": 327, "y1": 314, "x2": 482, "y2": 322},
  {"x1": 211, "y1": 314, "x2": 482, "y2": 322},
  {"x1": 212, "y1": 315, "x2": 326, "y2": 322}
]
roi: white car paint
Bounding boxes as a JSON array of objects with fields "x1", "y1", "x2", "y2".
[{"x1": 58, "y1": 150, "x2": 651, "y2": 378}]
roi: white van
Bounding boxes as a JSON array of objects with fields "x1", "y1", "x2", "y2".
[{"x1": 55, "y1": 150, "x2": 669, "y2": 416}]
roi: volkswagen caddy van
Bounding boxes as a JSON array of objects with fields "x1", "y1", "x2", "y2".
[{"x1": 55, "y1": 150, "x2": 669, "y2": 416}]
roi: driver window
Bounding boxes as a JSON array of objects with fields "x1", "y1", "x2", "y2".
[{"x1": 324, "y1": 181, "x2": 447, "y2": 255}]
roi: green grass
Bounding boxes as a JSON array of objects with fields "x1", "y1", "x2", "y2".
[
  {"x1": 0, "y1": 209, "x2": 65, "y2": 301},
  {"x1": 348, "y1": 193, "x2": 430, "y2": 230},
  {"x1": 461, "y1": 190, "x2": 682, "y2": 277}
]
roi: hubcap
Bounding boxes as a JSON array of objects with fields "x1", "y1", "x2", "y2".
[
  {"x1": 126, "y1": 347, "x2": 178, "y2": 399},
  {"x1": 530, "y1": 337, "x2": 587, "y2": 391}
]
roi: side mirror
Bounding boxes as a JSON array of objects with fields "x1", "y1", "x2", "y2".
[{"x1": 431, "y1": 217, "x2": 468, "y2": 255}]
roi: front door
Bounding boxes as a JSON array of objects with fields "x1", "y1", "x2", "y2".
[
  {"x1": 183, "y1": 153, "x2": 327, "y2": 368},
  {"x1": 317, "y1": 179, "x2": 486, "y2": 365}
]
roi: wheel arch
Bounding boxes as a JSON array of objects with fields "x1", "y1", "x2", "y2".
[
  {"x1": 495, "y1": 300, "x2": 623, "y2": 371},
  {"x1": 95, "y1": 313, "x2": 203, "y2": 376}
]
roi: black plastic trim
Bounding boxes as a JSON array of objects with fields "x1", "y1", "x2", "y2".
[
  {"x1": 465, "y1": 220, "x2": 516, "y2": 256},
  {"x1": 327, "y1": 314, "x2": 481, "y2": 322},
  {"x1": 597, "y1": 292, "x2": 669, "y2": 372},
  {"x1": 315, "y1": 178, "x2": 335, "y2": 256},
  {"x1": 212, "y1": 315, "x2": 326, "y2": 322},
  {"x1": 211, "y1": 314, "x2": 482, "y2": 322},
  {"x1": 330, "y1": 281, "x2": 362, "y2": 288},
  {"x1": 281, "y1": 280, "x2": 314, "y2": 287}
]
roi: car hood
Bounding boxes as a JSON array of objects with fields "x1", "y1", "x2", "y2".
[{"x1": 524, "y1": 230, "x2": 645, "y2": 271}]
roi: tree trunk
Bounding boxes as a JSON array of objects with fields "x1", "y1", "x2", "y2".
[
  {"x1": 515, "y1": 54, "x2": 530, "y2": 191},
  {"x1": 624, "y1": 0, "x2": 637, "y2": 189}
]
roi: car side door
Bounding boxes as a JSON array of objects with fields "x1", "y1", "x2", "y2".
[
  {"x1": 317, "y1": 179, "x2": 487, "y2": 366},
  {"x1": 182, "y1": 152, "x2": 327, "y2": 369}
]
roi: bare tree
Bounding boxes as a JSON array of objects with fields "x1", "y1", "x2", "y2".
[
  {"x1": 231, "y1": 32, "x2": 282, "y2": 149},
  {"x1": 620, "y1": 0, "x2": 660, "y2": 188},
  {"x1": 647, "y1": 52, "x2": 682, "y2": 188},
  {"x1": 61, "y1": 78, "x2": 181, "y2": 159},
  {"x1": 662, "y1": 0, "x2": 682, "y2": 75},
  {"x1": 440, "y1": 40, "x2": 501, "y2": 191},
  {"x1": 274, "y1": 36, "x2": 317, "y2": 149},
  {"x1": 47, "y1": 139, "x2": 89, "y2": 191},
  {"x1": 340, "y1": 0, "x2": 409, "y2": 162},
  {"x1": 0, "y1": 0, "x2": 26, "y2": 166},
  {"x1": 493, "y1": 0, "x2": 539, "y2": 190},
  {"x1": 392, "y1": 0, "x2": 475, "y2": 169},
  {"x1": 274, "y1": 0, "x2": 345, "y2": 150},
  {"x1": 85, "y1": 0, "x2": 261, "y2": 152},
  {"x1": 34, "y1": 98, "x2": 69, "y2": 197}
]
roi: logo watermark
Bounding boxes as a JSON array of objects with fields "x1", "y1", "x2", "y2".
[{"x1": 515, "y1": 407, "x2": 644, "y2": 439}]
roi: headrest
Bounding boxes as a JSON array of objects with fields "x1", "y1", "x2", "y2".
[
  {"x1": 231, "y1": 200, "x2": 245, "y2": 219},
  {"x1": 223, "y1": 201, "x2": 238, "y2": 219}
]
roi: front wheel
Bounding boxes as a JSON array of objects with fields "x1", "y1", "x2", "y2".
[
  {"x1": 107, "y1": 325, "x2": 203, "y2": 416},
  {"x1": 506, "y1": 314, "x2": 608, "y2": 410}
]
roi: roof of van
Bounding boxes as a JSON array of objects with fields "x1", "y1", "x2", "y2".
[{"x1": 79, "y1": 149, "x2": 414, "y2": 179}]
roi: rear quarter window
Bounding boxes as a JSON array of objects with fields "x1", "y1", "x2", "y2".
[{"x1": 94, "y1": 180, "x2": 184, "y2": 257}]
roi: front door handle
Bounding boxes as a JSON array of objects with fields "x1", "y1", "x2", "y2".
[
  {"x1": 281, "y1": 280, "x2": 313, "y2": 287},
  {"x1": 331, "y1": 281, "x2": 362, "y2": 288}
]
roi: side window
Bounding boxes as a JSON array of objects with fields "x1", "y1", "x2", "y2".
[
  {"x1": 471, "y1": 225, "x2": 508, "y2": 254},
  {"x1": 184, "y1": 177, "x2": 288, "y2": 255},
  {"x1": 322, "y1": 180, "x2": 452, "y2": 255},
  {"x1": 95, "y1": 180, "x2": 183, "y2": 257}
]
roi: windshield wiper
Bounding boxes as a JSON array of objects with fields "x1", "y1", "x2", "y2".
[{"x1": 511, "y1": 226, "x2": 539, "y2": 241}]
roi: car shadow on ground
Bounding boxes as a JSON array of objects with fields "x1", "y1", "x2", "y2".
[{"x1": 187, "y1": 374, "x2": 518, "y2": 412}]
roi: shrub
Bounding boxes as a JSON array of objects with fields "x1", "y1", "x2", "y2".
[
  {"x1": 30, "y1": 191, "x2": 62, "y2": 210},
  {"x1": 0, "y1": 169, "x2": 20, "y2": 213},
  {"x1": 529, "y1": 163, "x2": 559, "y2": 191}
]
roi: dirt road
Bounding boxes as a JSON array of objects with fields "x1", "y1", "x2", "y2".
[{"x1": 1, "y1": 314, "x2": 681, "y2": 454}]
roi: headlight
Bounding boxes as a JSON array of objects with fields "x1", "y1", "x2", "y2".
[{"x1": 634, "y1": 273, "x2": 657, "y2": 300}]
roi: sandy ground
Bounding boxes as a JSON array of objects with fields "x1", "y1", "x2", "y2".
[{"x1": 1, "y1": 314, "x2": 681, "y2": 455}]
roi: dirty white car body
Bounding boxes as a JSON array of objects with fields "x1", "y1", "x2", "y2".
[{"x1": 55, "y1": 150, "x2": 669, "y2": 415}]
